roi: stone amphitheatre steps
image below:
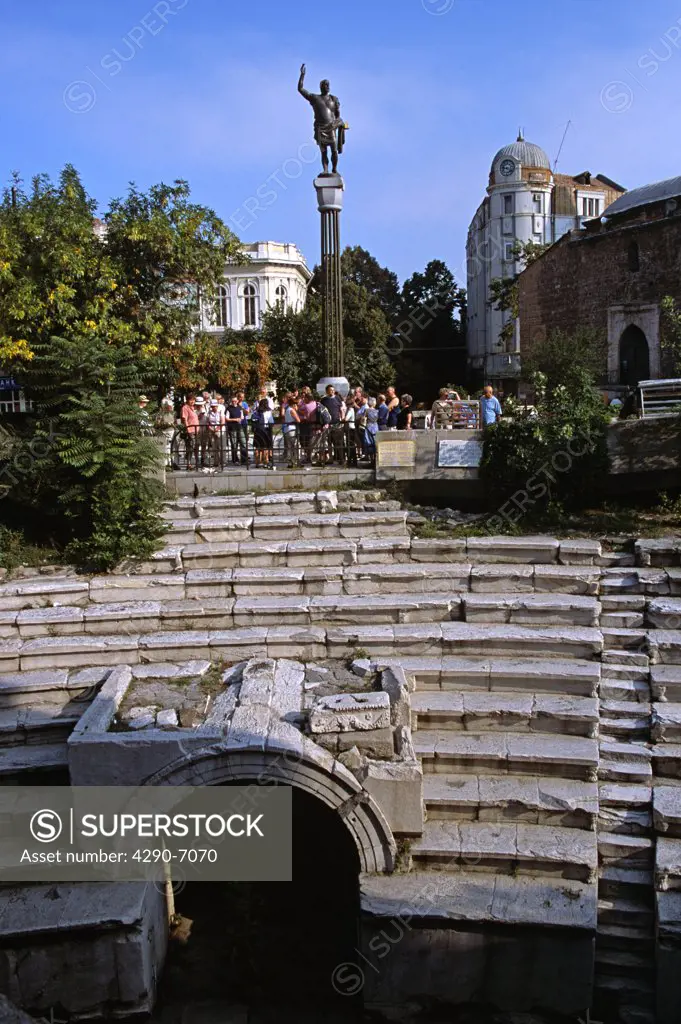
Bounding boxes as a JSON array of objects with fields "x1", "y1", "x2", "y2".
[{"x1": 0, "y1": 491, "x2": 678, "y2": 1022}]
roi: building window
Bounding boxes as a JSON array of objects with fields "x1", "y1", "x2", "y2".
[
  {"x1": 504, "y1": 242, "x2": 515, "y2": 262},
  {"x1": 243, "y1": 283, "x2": 257, "y2": 327},
  {"x1": 533, "y1": 193, "x2": 542, "y2": 213},
  {"x1": 275, "y1": 285, "x2": 287, "y2": 309},
  {"x1": 503, "y1": 194, "x2": 513, "y2": 215},
  {"x1": 582, "y1": 197, "x2": 588, "y2": 217},
  {"x1": 628, "y1": 240, "x2": 640, "y2": 272},
  {"x1": 211, "y1": 285, "x2": 229, "y2": 328}
]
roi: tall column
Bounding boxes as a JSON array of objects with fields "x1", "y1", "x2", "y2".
[{"x1": 314, "y1": 173, "x2": 348, "y2": 397}]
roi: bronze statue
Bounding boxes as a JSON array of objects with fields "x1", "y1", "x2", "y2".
[{"x1": 298, "y1": 64, "x2": 346, "y2": 175}]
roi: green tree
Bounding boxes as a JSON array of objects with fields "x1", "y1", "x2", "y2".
[
  {"x1": 660, "y1": 296, "x2": 681, "y2": 376},
  {"x1": 0, "y1": 165, "x2": 243, "y2": 564},
  {"x1": 481, "y1": 368, "x2": 610, "y2": 522},
  {"x1": 258, "y1": 303, "x2": 324, "y2": 393},
  {"x1": 488, "y1": 239, "x2": 549, "y2": 348},
  {"x1": 398, "y1": 260, "x2": 466, "y2": 400},
  {"x1": 5, "y1": 334, "x2": 164, "y2": 570},
  {"x1": 523, "y1": 326, "x2": 608, "y2": 390}
]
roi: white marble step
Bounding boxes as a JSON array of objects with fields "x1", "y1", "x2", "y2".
[
  {"x1": 653, "y1": 743, "x2": 681, "y2": 780},
  {"x1": 413, "y1": 730, "x2": 598, "y2": 781},
  {"x1": 651, "y1": 663, "x2": 681, "y2": 701},
  {"x1": 462, "y1": 592, "x2": 600, "y2": 627},
  {"x1": 656, "y1": 836, "x2": 681, "y2": 890},
  {"x1": 359, "y1": 870, "x2": 596, "y2": 930},
  {"x1": 411, "y1": 691, "x2": 597, "y2": 737},
  {"x1": 403, "y1": 655, "x2": 600, "y2": 697},
  {"x1": 0, "y1": 668, "x2": 108, "y2": 708},
  {"x1": 410, "y1": 820, "x2": 597, "y2": 882},
  {"x1": 653, "y1": 786, "x2": 681, "y2": 839},
  {"x1": 0, "y1": 704, "x2": 84, "y2": 744},
  {"x1": 652, "y1": 703, "x2": 681, "y2": 743},
  {"x1": 648, "y1": 629, "x2": 681, "y2": 665},
  {"x1": 599, "y1": 677, "x2": 650, "y2": 702},
  {"x1": 598, "y1": 831, "x2": 654, "y2": 870},
  {"x1": 439, "y1": 623, "x2": 602, "y2": 660},
  {"x1": 598, "y1": 864, "x2": 654, "y2": 899},
  {"x1": 422, "y1": 772, "x2": 597, "y2": 829},
  {"x1": 597, "y1": 896, "x2": 654, "y2": 928},
  {"x1": 0, "y1": 743, "x2": 68, "y2": 775}
]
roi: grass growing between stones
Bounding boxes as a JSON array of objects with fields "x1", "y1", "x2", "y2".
[
  {"x1": 0, "y1": 526, "x2": 63, "y2": 577},
  {"x1": 412, "y1": 491, "x2": 681, "y2": 541}
]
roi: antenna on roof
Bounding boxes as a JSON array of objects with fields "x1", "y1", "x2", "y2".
[{"x1": 553, "y1": 120, "x2": 572, "y2": 172}]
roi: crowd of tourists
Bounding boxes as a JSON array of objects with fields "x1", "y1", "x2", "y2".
[{"x1": 142, "y1": 382, "x2": 503, "y2": 471}]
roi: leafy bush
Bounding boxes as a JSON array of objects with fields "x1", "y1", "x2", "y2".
[
  {"x1": 481, "y1": 369, "x2": 610, "y2": 527},
  {"x1": 6, "y1": 334, "x2": 165, "y2": 571}
]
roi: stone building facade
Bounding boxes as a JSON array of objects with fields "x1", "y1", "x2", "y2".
[
  {"x1": 518, "y1": 174, "x2": 681, "y2": 390},
  {"x1": 466, "y1": 134, "x2": 624, "y2": 391},
  {"x1": 200, "y1": 240, "x2": 311, "y2": 332}
]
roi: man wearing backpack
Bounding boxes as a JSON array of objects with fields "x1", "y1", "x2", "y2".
[{"x1": 320, "y1": 385, "x2": 344, "y2": 464}]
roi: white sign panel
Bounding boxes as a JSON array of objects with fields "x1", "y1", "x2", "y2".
[{"x1": 437, "y1": 439, "x2": 483, "y2": 468}]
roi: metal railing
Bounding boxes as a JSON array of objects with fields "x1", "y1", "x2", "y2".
[
  {"x1": 638, "y1": 379, "x2": 681, "y2": 418},
  {"x1": 167, "y1": 424, "x2": 376, "y2": 472}
]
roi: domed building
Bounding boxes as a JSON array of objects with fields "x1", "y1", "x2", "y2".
[{"x1": 466, "y1": 133, "x2": 625, "y2": 394}]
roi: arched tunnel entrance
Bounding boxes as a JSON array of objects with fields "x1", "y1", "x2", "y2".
[{"x1": 154, "y1": 783, "x2": 363, "y2": 1022}]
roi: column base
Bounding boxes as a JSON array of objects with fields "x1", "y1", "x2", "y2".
[{"x1": 316, "y1": 376, "x2": 349, "y2": 398}]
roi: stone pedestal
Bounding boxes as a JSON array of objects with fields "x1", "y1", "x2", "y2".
[{"x1": 314, "y1": 173, "x2": 345, "y2": 383}]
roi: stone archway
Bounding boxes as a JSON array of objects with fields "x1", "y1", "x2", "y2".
[
  {"x1": 607, "y1": 303, "x2": 660, "y2": 384},
  {"x1": 619, "y1": 324, "x2": 650, "y2": 386},
  {"x1": 141, "y1": 738, "x2": 396, "y2": 875}
]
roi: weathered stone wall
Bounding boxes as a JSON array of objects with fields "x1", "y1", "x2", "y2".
[{"x1": 518, "y1": 207, "x2": 681, "y2": 377}]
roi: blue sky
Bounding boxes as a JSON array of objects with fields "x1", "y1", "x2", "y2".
[{"x1": 1, "y1": 0, "x2": 680, "y2": 283}]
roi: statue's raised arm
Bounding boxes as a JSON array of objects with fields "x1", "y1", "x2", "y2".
[{"x1": 298, "y1": 63, "x2": 311, "y2": 100}]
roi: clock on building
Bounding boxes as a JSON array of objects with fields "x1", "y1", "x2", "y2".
[{"x1": 499, "y1": 159, "x2": 515, "y2": 176}]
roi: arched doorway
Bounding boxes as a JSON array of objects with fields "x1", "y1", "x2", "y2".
[
  {"x1": 156, "y1": 784, "x2": 362, "y2": 1021},
  {"x1": 619, "y1": 325, "x2": 650, "y2": 385},
  {"x1": 143, "y1": 741, "x2": 395, "y2": 1022}
]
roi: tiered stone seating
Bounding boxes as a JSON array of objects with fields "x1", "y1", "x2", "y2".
[{"x1": 1, "y1": 489, "x2": 679, "y2": 1021}]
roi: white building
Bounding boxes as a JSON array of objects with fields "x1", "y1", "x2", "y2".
[
  {"x1": 466, "y1": 134, "x2": 625, "y2": 392},
  {"x1": 200, "y1": 241, "x2": 311, "y2": 332}
]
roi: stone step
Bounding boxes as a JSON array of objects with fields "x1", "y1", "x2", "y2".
[
  {"x1": 0, "y1": 668, "x2": 108, "y2": 708},
  {"x1": 656, "y1": 837, "x2": 681, "y2": 890},
  {"x1": 0, "y1": 625, "x2": 606, "y2": 671},
  {"x1": 0, "y1": 703, "x2": 84, "y2": 744},
  {"x1": 464, "y1": 536, "x2": 560, "y2": 564},
  {"x1": 165, "y1": 491, "x2": 328, "y2": 520},
  {"x1": 359, "y1": 870, "x2": 596, "y2": 930},
  {"x1": 414, "y1": 730, "x2": 598, "y2": 781},
  {"x1": 652, "y1": 742, "x2": 681, "y2": 780},
  {"x1": 652, "y1": 703, "x2": 681, "y2": 743},
  {"x1": 635, "y1": 538, "x2": 681, "y2": 567},
  {"x1": 409, "y1": 820, "x2": 597, "y2": 883},
  {"x1": 0, "y1": 742, "x2": 68, "y2": 775},
  {"x1": 599, "y1": 677, "x2": 650, "y2": 702},
  {"x1": 439, "y1": 623, "x2": 602, "y2": 660},
  {"x1": 598, "y1": 831, "x2": 654, "y2": 870},
  {"x1": 600, "y1": 568, "x2": 671, "y2": 596},
  {"x1": 598, "y1": 756, "x2": 653, "y2": 784},
  {"x1": 648, "y1": 629, "x2": 681, "y2": 665},
  {"x1": 461, "y1": 592, "x2": 600, "y2": 627},
  {"x1": 397, "y1": 655, "x2": 600, "y2": 697},
  {"x1": 422, "y1": 772, "x2": 597, "y2": 829},
  {"x1": 173, "y1": 510, "x2": 410, "y2": 545},
  {"x1": 602, "y1": 610, "x2": 645, "y2": 629},
  {"x1": 653, "y1": 786, "x2": 681, "y2": 838},
  {"x1": 411, "y1": 691, "x2": 598, "y2": 737},
  {"x1": 597, "y1": 896, "x2": 655, "y2": 928},
  {"x1": 597, "y1": 805, "x2": 652, "y2": 837},
  {"x1": 594, "y1": 945, "x2": 655, "y2": 981},
  {"x1": 647, "y1": 596, "x2": 681, "y2": 629},
  {"x1": 598, "y1": 864, "x2": 654, "y2": 899},
  {"x1": 598, "y1": 740, "x2": 652, "y2": 785},
  {"x1": 595, "y1": 920, "x2": 655, "y2": 951},
  {"x1": 651, "y1": 664, "x2": 681, "y2": 701},
  {"x1": 601, "y1": 627, "x2": 648, "y2": 650}
]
